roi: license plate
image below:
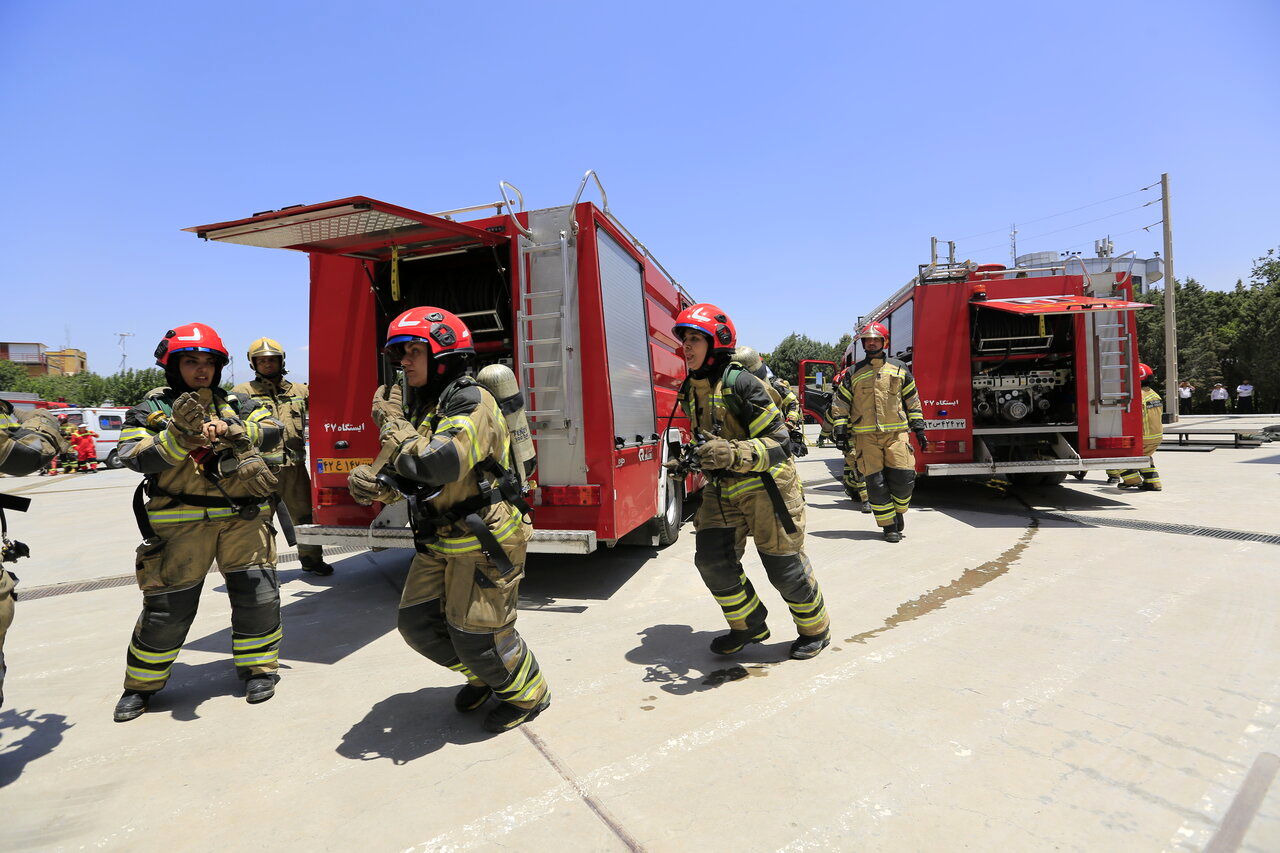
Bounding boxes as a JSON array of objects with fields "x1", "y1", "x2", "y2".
[{"x1": 315, "y1": 457, "x2": 373, "y2": 474}]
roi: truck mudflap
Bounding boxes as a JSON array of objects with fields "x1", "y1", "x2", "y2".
[
  {"x1": 925, "y1": 456, "x2": 1149, "y2": 476},
  {"x1": 294, "y1": 524, "x2": 599, "y2": 555}
]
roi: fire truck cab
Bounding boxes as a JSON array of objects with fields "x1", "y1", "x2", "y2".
[
  {"x1": 186, "y1": 172, "x2": 699, "y2": 553},
  {"x1": 803, "y1": 242, "x2": 1160, "y2": 484}
]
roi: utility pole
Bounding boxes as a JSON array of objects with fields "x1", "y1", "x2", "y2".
[
  {"x1": 1161, "y1": 173, "x2": 1178, "y2": 423},
  {"x1": 1010, "y1": 223, "x2": 1018, "y2": 265}
]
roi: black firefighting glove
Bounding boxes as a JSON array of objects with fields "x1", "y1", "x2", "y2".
[
  {"x1": 832, "y1": 424, "x2": 849, "y2": 450},
  {"x1": 913, "y1": 427, "x2": 929, "y2": 451},
  {"x1": 371, "y1": 384, "x2": 405, "y2": 430}
]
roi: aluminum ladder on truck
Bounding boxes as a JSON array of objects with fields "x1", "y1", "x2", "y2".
[
  {"x1": 500, "y1": 181, "x2": 583, "y2": 462},
  {"x1": 1073, "y1": 256, "x2": 1137, "y2": 412}
]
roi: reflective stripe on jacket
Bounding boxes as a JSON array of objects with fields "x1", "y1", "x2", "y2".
[
  {"x1": 678, "y1": 361, "x2": 792, "y2": 476},
  {"x1": 830, "y1": 355, "x2": 923, "y2": 435},
  {"x1": 118, "y1": 387, "x2": 283, "y2": 526},
  {"x1": 1142, "y1": 386, "x2": 1164, "y2": 441},
  {"x1": 231, "y1": 378, "x2": 308, "y2": 467},
  {"x1": 391, "y1": 378, "x2": 519, "y2": 549}
]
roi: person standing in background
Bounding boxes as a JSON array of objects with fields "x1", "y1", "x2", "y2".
[
  {"x1": 1177, "y1": 380, "x2": 1195, "y2": 415},
  {"x1": 1235, "y1": 379, "x2": 1255, "y2": 414},
  {"x1": 1210, "y1": 383, "x2": 1230, "y2": 415}
]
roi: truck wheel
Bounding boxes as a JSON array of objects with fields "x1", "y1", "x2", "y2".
[
  {"x1": 654, "y1": 481, "x2": 683, "y2": 547},
  {"x1": 105, "y1": 450, "x2": 123, "y2": 469}
]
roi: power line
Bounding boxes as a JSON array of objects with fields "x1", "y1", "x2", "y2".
[
  {"x1": 1056, "y1": 220, "x2": 1164, "y2": 253},
  {"x1": 962, "y1": 200, "x2": 1161, "y2": 256},
  {"x1": 953, "y1": 181, "x2": 1161, "y2": 242}
]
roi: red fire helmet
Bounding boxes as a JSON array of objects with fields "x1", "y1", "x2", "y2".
[
  {"x1": 1137, "y1": 363, "x2": 1154, "y2": 382},
  {"x1": 858, "y1": 321, "x2": 889, "y2": 342},
  {"x1": 672, "y1": 303, "x2": 736, "y2": 350},
  {"x1": 385, "y1": 306, "x2": 475, "y2": 358},
  {"x1": 154, "y1": 323, "x2": 229, "y2": 367}
]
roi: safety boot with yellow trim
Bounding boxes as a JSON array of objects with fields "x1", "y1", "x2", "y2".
[
  {"x1": 710, "y1": 625, "x2": 771, "y2": 655},
  {"x1": 245, "y1": 674, "x2": 277, "y2": 704},
  {"x1": 113, "y1": 690, "x2": 152, "y2": 722},
  {"x1": 790, "y1": 630, "x2": 831, "y2": 660},
  {"x1": 483, "y1": 694, "x2": 551, "y2": 733},
  {"x1": 455, "y1": 682, "x2": 492, "y2": 713}
]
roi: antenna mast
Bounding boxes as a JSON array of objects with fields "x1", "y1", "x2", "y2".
[{"x1": 115, "y1": 332, "x2": 135, "y2": 372}]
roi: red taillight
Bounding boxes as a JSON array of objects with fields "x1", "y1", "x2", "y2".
[
  {"x1": 316, "y1": 487, "x2": 355, "y2": 507},
  {"x1": 1093, "y1": 436, "x2": 1135, "y2": 449},
  {"x1": 924, "y1": 440, "x2": 966, "y2": 453},
  {"x1": 533, "y1": 485, "x2": 602, "y2": 506}
]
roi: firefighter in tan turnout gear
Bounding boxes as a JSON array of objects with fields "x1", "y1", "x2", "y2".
[
  {"x1": 233, "y1": 338, "x2": 332, "y2": 575},
  {"x1": 672, "y1": 304, "x2": 831, "y2": 660},
  {"x1": 112, "y1": 323, "x2": 285, "y2": 722},
  {"x1": 346, "y1": 307, "x2": 549, "y2": 733},
  {"x1": 0, "y1": 401, "x2": 62, "y2": 706},
  {"x1": 1106, "y1": 363, "x2": 1163, "y2": 491},
  {"x1": 830, "y1": 322, "x2": 927, "y2": 543},
  {"x1": 734, "y1": 346, "x2": 807, "y2": 458}
]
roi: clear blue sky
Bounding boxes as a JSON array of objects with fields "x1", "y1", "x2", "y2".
[{"x1": 2, "y1": 1, "x2": 1277, "y2": 382}]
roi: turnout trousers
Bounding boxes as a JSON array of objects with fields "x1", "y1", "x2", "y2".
[
  {"x1": 854, "y1": 431, "x2": 916, "y2": 527},
  {"x1": 0, "y1": 570, "x2": 13, "y2": 704},
  {"x1": 1107, "y1": 438, "x2": 1162, "y2": 489},
  {"x1": 276, "y1": 463, "x2": 323, "y2": 564},
  {"x1": 693, "y1": 464, "x2": 829, "y2": 638},
  {"x1": 396, "y1": 519, "x2": 548, "y2": 710},
  {"x1": 839, "y1": 447, "x2": 869, "y2": 503},
  {"x1": 123, "y1": 517, "x2": 282, "y2": 692}
]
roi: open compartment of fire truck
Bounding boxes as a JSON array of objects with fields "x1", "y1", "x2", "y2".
[
  {"x1": 849, "y1": 246, "x2": 1157, "y2": 484},
  {"x1": 185, "y1": 174, "x2": 699, "y2": 554}
]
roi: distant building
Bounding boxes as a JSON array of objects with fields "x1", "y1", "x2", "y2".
[
  {"x1": 45, "y1": 347, "x2": 88, "y2": 375},
  {"x1": 1, "y1": 341, "x2": 88, "y2": 376}
]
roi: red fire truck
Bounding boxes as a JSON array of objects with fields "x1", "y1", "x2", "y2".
[
  {"x1": 186, "y1": 172, "x2": 699, "y2": 553},
  {"x1": 801, "y1": 242, "x2": 1157, "y2": 485}
]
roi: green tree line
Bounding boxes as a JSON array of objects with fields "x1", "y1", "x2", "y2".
[
  {"x1": 0, "y1": 363, "x2": 169, "y2": 408},
  {"x1": 761, "y1": 332, "x2": 854, "y2": 386},
  {"x1": 1135, "y1": 247, "x2": 1280, "y2": 412}
]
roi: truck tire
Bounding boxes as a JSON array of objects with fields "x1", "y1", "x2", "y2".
[
  {"x1": 654, "y1": 481, "x2": 683, "y2": 547},
  {"x1": 105, "y1": 450, "x2": 123, "y2": 469}
]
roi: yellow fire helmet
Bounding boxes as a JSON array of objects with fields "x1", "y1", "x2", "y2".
[{"x1": 247, "y1": 337, "x2": 286, "y2": 365}]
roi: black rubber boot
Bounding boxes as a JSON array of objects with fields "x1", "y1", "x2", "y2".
[
  {"x1": 113, "y1": 690, "x2": 152, "y2": 722},
  {"x1": 245, "y1": 675, "x2": 277, "y2": 704},
  {"x1": 790, "y1": 631, "x2": 831, "y2": 660},
  {"x1": 860, "y1": 501, "x2": 873, "y2": 514},
  {"x1": 299, "y1": 557, "x2": 334, "y2": 576},
  {"x1": 894, "y1": 514, "x2": 906, "y2": 538},
  {"x1": 483, "y1": 694, "x2": 551, "y2": 733},
  {"x1": 709, "y1": 626, "x2": 771, "y2": 656},
  {"x1": 882, "y1": 527, "x2": 902, "y2": 543},
  {"x1": 455, "y1": 682, "x2": 492, "y2": 713}
]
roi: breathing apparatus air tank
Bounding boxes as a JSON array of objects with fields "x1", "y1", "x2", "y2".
[{"x1": 476, "y1": 363, "x2": 536, "y2": 482}]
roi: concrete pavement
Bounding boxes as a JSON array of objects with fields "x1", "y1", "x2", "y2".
[{"x1": 1, "y1": 441, "x2": 1278, "y2": 851}]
